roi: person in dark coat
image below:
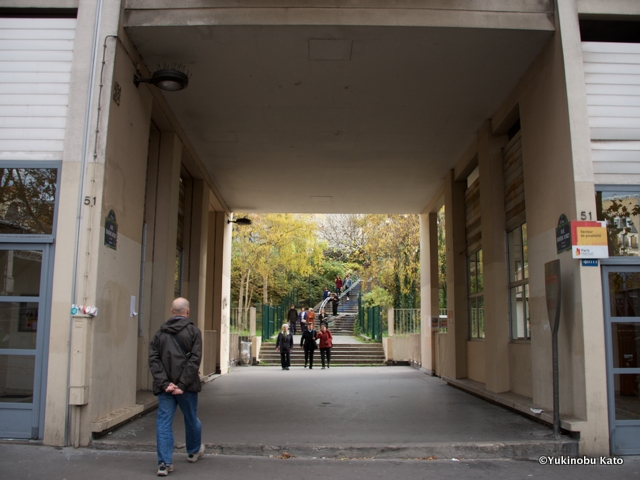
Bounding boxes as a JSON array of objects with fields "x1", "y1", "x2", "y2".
[
  {"x1": 331, "y1": 293, "x2": 340, "y2": 316},
  {"x1": 316, "y1": 324, "x2": 333, "y2": 369},
  {"x1": 287, "y1": 304, "x2": 298, "y2": 334},
  {"x1": 276, "y1": 324, "x2": 293, "y2": 370},
  {"x1": 149, "y1": 297, "x2": 205, "y2": 476},
  {"x1": 300, "y1": 323, "x2": 318, "y2": 369},
  {"x1": 318, "y1": 307, "x2": 328, "y2": 327}
]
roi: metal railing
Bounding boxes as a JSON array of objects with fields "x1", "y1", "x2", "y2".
[
  {"x1": 318, "y1": 277, "x2": 361, "y2": 313},
  {"x1": 393, "y1": 308, "x2": 421, "y2": 336}
]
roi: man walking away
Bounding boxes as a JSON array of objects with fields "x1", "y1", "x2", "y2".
[
  {"x1": 149, "y1": 297, "x2": 205, "y2": 476},
  {"x1": 287, "y1": 304, "x2": 298, "y2": 335}
]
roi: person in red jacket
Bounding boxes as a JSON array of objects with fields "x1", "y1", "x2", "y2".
[
  {"x1": 316, "y1": 324, "x2": 333, "y2": 369},
  {"x1": 335, "y1": 276, "x2": 343, "y2": 295}
]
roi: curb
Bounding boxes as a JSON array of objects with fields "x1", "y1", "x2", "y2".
[{"x1": 90, "y1": 438, "x2": 579, "y2": 460}]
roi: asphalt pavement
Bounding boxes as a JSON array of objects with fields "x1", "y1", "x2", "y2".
[{"x1": 1, "y1": 444, "x2": 639, "y2": 480}]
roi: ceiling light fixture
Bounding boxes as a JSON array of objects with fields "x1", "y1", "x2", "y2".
[
  {"x1": 133, "y1": 68, "x2": 189, "y2": 91},
  {"x1": 228, "y1": 217, "x2": 252, "y2": 226}
]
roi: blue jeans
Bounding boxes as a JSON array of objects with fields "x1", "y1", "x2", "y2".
[{"x1": 156, "y1": 391, "x2": 202, "y2": 465}]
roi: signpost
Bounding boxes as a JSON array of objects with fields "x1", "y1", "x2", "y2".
[
  {"x1": 556, "y1": 214, "x2": 571, "y2": 254},
  {"x1": 545, "y1": 260, "x2": 562, "y2": 436},
  {"x1": 104, "y1": 210, "x2": 118, "y2": 250}
]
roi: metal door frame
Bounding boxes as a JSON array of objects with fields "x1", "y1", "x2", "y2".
[
  {"x1": 601, "y1": 265, "x2": 640, "y2": 455},
  {"x1": 0, "y1": 243, "x2": 54, "y2": 439}
]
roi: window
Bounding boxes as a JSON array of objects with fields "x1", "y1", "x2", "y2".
[
  {"x1": 508, "y1": 224, "x2": 529, "y2": 340},
  {"x1": 468, "y1": 249, "x2": 484, "y2": 339},
  {"x1": 596, "y1": 189, "x2": 640, "y2": 257},
  {"x1": 0, "y1": 167, "x2": 58, "y2": 236}
]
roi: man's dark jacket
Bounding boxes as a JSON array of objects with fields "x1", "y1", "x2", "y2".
[
  {"x1": 300, "y1": 329, "x2": 317, "y2": 350},
  {"x1": 287, "y1": 308, "x2": 298, "y2": 323},
  {"x1": 149, "y1": 315, "x2": 202, "y2": 395}
]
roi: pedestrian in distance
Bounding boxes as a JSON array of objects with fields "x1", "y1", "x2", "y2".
[
  {"x1": 300, "y1": 322, "x2": 318, "y2": 369},
  {"x1": 318, "y1": 307, "x2": 328, "y2": 327},
  {"x1": 344, "y1": 274, "x2": 353, "y2": 301},
  {"x1": 317, "y1": 324, "x2": 333, "y2": 369},
  {"x1": 149, "y1": 297, "x2": 205, "y2": 477},
  {"x1": 299, "y1": 306, "x2": 307, "y2": 331},
  {"x1": 307, "y1": 307, "x2": 316, "y2": 329},
  {"x1": 323, "y1": 287, "x2": 330, "y2": 301},
  {"x1": 287, "y1": 304, "x2": 298, "y2": 335},
  {"x1": 335, "y1": 275, "x2": 343, "y2": 295},
  {"x1": 331, "y1": 292, "x2": 340, "y2": 316},
  {"x1": 276, "y1": 323, "x2": 293, "y2": 370}
]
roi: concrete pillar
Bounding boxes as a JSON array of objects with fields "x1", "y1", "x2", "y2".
[
  {"x1": 419, "y1": 212, "x2": 439, "y2": 373},
  {"x1": 388, "y1": 308, "x2": 394, "y2": 337},
  {"x1": 209, "y1": 211, "x2": 232, "y2": 374},
  {"x1": 477, "y1": 121, "x2": 510, "y2": 393},
  {"x1": 555, "y1": 0, "x2": 609, "y2": 455},
  {"x1": 250, "y1": 307, "x2": 256, "y2": 337},
  {"x1": 443, "y1": 170, "x2": 468, "y2": 380},
  {"x1": 148, "y1": 132, "x2": 182, "y2": 350}
]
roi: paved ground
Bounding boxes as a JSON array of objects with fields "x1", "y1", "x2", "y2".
[
  {"x1": 1, "y1": 444, "x2": 639, "y2": 480},
  {"x1": 93, "y1": 366, "x2": 574, "y2": 458}
]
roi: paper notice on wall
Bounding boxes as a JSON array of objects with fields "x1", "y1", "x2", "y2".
[{"x1": 571, "y1": 220, "x2": 608, "y2": 259}]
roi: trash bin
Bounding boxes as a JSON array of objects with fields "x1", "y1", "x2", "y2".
[{"x1": 240, "y1": 341, "x2": 251, "y2": 366}]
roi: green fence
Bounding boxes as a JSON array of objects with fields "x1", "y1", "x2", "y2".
[
  {"x1": 259, "y1": 288, "x2": 300, "y2": 341},
  {"x1": 357, "y1": 294, "x2": 383, "y2": 342}
]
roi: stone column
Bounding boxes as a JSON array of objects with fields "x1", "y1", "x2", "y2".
[
  {"x1": 477, "y1": 121, "x2": 510, "y2": 393},
  {"x1": 443, "y1": 170, "x2": 468, "y2": 379}
]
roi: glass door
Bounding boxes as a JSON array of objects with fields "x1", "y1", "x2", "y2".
[
  {"x1": 0, "y1": 245, "x2": 51, "y2": 439},
  {"x1": 603, "y1": 266, "x2": 640, "y2": 454}
]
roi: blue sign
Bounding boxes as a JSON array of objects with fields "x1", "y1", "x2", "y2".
[{"x1": 581, "y1": 259, "x2": 599, "y2": 267}]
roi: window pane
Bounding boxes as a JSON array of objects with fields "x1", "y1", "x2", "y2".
[
  {"x1": 0, "y1": 250, "x2": 42, "y2": 297},
  {"x1": 0, "y1": 303, "x2": 38, "y2": 350},
  {"x1": 478, "y1": 295, "x2": 485, "y2": 339},
  {"x1": 511, "y1": 285, "x2": 528, "y2": 339},
  {"x1": 470, "y1": 297, "x2": 478, "y2": 338},
  {"x1": 468, "y1": 254, "x2": 477, "y2": 294},
  {"x1": 524, "y1": 284, "x2": 530, "y2": 339},
  {"x1": 0, "y1": 168, "x2": 57, "y2": 235},
  {"x1": 0, "y1": 354, "x2": 34, "y2": 403},
  {"x1": 611, "y1": 323, "x2": 640, "y2": 369},
  {"x1": 597, "y1": 191, "x2": 640, "y2": 257},
  {"x1": 613, "y1": 374, "x2": 640, "y2": 420},
  {"x1": 508, "y1": 227, "x2": 524, "y2": 282},
  {"x1": 608, "y1": 272, "x2": 640, "y2": 317},
  {"x1": 522, "y1": 223, "x2": 528, "y2": 279},
  {"x1": 477, "y1": 250, "x2": 483, "y2": 294}
]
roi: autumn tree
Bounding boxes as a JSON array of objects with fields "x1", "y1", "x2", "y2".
[
  {"x1": 231, "y1": 213, "x2": 325, "y2": 322},
  {"x1": 357, "y1": 214, "x2": 420, "y2": 308}
]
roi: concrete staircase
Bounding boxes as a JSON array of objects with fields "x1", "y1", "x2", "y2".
[{"x1": 258, "y1": 342, "x2": 385, "y2": 366}]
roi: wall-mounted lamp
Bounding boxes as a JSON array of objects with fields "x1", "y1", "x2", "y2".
[
  {"x1": 228, "y1": 218, "x2": 252, "y2": 226},
  {"x1": 133, "y1": 68, "x2": 189, "y2": 91}
]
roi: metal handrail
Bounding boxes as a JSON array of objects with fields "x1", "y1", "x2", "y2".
[{"x1": 316, "y1": 277, "x2": 361, "y2": 313}]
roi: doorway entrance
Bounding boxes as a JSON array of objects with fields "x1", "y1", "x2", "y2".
[
  {"x1": 0, "y1": 244, "x2": 53, "y2": 438},
  {"x1": 602, "y1": 266, "x2": 640, "y2": 454}
]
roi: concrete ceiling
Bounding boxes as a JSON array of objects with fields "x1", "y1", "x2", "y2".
[{"x1": 125, "y1": 24, "x2": 552, "y2": 213}]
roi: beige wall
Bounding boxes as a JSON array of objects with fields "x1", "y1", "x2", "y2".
[
  {"x1": 509, "y1": 343, "x2": 532, "y2": 398},
  {"x1": 466, "y1": 341, "x2": 485, "y2": 384}
]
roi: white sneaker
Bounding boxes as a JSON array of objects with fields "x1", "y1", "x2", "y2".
[
  {"x1": 157, "y1": 463, "x2": 174, "y2": 476},
  {"x1": 188, "y1": 444, "x2": 205, "y2": 463}
]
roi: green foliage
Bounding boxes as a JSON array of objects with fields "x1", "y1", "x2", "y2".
[{"x1": 362, "y1": 286, "x2": 394, "y2": 309}]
